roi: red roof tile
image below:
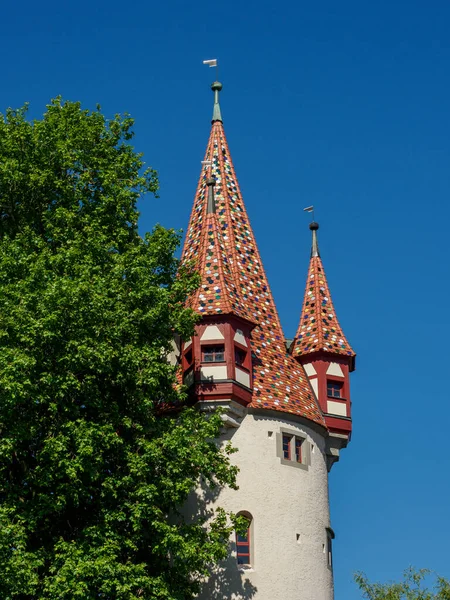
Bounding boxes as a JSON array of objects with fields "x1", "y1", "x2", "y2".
[{"x1": 186, "y1": 185, "x2": 254, "y2": 323}]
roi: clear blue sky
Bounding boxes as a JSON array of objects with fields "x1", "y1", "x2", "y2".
[{"x1": 2, "y1": 1, "x2": 449, "y2": 597}]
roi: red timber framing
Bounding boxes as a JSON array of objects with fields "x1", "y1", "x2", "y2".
[{"x1": 181, "y1": 315, "x2": 254, "y2": 407}]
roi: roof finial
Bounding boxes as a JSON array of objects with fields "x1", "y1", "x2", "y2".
[
  {"x1": 203, "y1": 59, "x2": 223, "y2": 123},
  {"x1": 309, "y1": 221, "x2": 320, "y2": 258},
  {"x1": 211, "y1": 81, "x2": 223, "y2": 123},
  {"x1": 303, "y1": 206, "x2": 320, "y2": 257}
]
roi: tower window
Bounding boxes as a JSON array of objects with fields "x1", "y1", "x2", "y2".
[
  {"x1": 236, "y1": 513, "x2": 252, "y2": 567},
  {"x1": 235, "y1": 347, "x2": 247, "y2": 367},
  {"x1": 327, "y1": 380, "x2": 343, "y2": 398},
  {"x1": 277, "y1": 428, "x2": 311, "y2": 470},
  {"x1": 295, "y1": 438, "x2": 303, "y2": 463},
  {"x1": 202, "y1": 345, "x2": 225, "y2": 363},
  {"x1": 282, "y1": 434, "x2": 292, "y2": 459},
  {"x1": 326, "y1": 528, "x2": 335, "y2": 569}
]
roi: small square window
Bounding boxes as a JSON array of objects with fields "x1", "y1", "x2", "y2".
[
  {"x1": 277, "y1": 430, "x2": 310, "y2": 470},
  {"x1": 202, "y1": 345, "x2": 225, "y2": 363},
  {"x1": 327, "y1": 380, "x2": 343, "y2": 398}
]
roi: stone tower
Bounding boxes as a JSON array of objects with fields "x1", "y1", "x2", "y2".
[{"x1": 179, "y1": 81, "x2": 355, "y2": 600}]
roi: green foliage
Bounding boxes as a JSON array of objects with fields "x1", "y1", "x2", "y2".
[
  {"x1": 355, "y1": 567, "x2": 450, "y2": 600},
  {"x1": 0, "y1": 99, "x2": 239, "y2": 598}
]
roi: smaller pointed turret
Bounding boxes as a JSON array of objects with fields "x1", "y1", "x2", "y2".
[
  {"x1": 291, "y1": 221, "x2": 356, "y2": 443},
  {"x1": 292, "y1": 221, "x2": 355, "y2": 362}
]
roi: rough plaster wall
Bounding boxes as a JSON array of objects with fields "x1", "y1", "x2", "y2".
[{"x1": 188, "y1": 413, "x2": 334, "y2": 600}]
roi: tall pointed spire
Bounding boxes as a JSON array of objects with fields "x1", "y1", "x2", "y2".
[
  {"x1": 181, "y1": 82, "x2": 325, "y2": 425},
  {"x1": 291, "y1": 222, "x2": 355, "y2": 365}
]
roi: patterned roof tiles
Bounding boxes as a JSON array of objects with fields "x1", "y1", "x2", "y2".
[
  {"x1": 187, "y1": 208, "x2": 254, "y2": 322},
  {"x1": 292, "y1": 252, "x2": 355, "y2": 361},
  {"x1": 181, "y1": 119, "x2": 325, "y2": 426}
]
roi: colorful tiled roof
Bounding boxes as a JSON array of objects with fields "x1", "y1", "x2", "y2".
[
  {"x1": 181, "y1": 83, "x2": 325, "y2": 426},
  {"x1": 186, "y1": 178, "x2": 254, "y2": 323},
  {"x1": 291, "y1": 223, "x2": 355, "y2": 362}
]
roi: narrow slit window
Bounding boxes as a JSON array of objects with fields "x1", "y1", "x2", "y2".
[
  {"x1": 327, "y1": 535, "x2": 333, "y2": 568},
  {"x1": 236, "y1": 514, "x2": 252, "y2": 567},
  {"x1": 282, "y1": 434, "x2": 292, "y2": 460},
  {"x1": 295, "y1": 438, "x2": 303, "y2": 463},
  {"x1": 326, "y1": 528, "x2": 335, "y2": 569}
]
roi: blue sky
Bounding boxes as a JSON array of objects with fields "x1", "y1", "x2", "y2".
[{"x1": 1, "y1": 0, "x2": 449, "y2": 597}]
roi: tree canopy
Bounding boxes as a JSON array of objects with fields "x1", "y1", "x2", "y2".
[
  {"x1": 0, "y1": 99, "x2": 239, "y2": 599},
  {"x1": 355, "y1": 568, "x2": 450, "y2": 600}
]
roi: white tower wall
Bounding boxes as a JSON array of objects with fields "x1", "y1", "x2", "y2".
[{"x1": 190, "y1": 408, "x2": 334, "y2": 600}]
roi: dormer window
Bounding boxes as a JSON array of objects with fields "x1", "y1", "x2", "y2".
[
  {"x1": 327, "y1": 380, "x2": 343, "y2": 398},
  {"x1": 235, "y1": 347, "x2": 247, "y2": 367},
  {"x1": 202, "y1": 345, "x2": 225, "y2": 363}
]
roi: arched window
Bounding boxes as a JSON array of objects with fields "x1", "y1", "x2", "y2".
[{"x1": 236, "y1": 512, "x2": 253, "y2": 566}]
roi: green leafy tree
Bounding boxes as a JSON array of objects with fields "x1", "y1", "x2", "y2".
[
  {"x1": 355, "y1": 567, "x2": 450, "y2": 599},
  {"x1": 0, "y1": 99, "x2": 240, "y2": 599}
]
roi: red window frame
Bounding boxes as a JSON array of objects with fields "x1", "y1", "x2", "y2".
[
  {"x1": 295, "y1": 438, "x2": 303, "y2": 463},
  {"x1": 282, "y1": 434, "x2": 291, "y2": 460},
  {"x1": 236, "y1": 525, "x2": 251, "y2": 565},
  {"x1": 234, "y1": 346, "x2": 247, "y2": 367},
  {"x1": 201, "y1": 345, "x2": 225, "y2": 363},
  {"x1": 327, "y1": 380, "x2": 343, "y2": 398}
]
